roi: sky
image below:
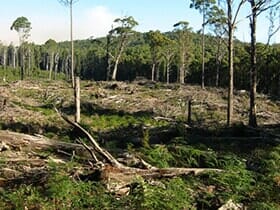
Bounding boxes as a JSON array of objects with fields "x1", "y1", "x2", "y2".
[{"x1": 0, "y1": 0, "x2": 279, "y2": 46}]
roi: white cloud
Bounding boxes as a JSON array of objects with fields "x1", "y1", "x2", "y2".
[
  {"x1": 0, "y1": 6, "x2": 117, "y2": 45},
  {"x1": 74, "y1": 6, "x2": 117, "y2": 40}
]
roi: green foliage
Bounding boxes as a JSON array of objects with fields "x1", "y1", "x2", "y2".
[
  {"x1": 0, "y1": 185, "x2": 45, "y2": 209},
  {"x1": 142, "y1": 178, "x2": 195, "y2": 210},
  {"x1": 169, "y1": 144, "x2": 219, "y2": 167},
  {"x1": 142, "y1": 145, "x2": 174, "y2": 168},
  {"x1": 249, "y1": 202, "x2": 280, "y2": 210}
]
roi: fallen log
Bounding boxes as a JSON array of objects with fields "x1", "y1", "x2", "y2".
[
  {"x1": 0, "y1": 130, "x2": 90, "y2": 157},
  {"x1": 55, "y1": 108, "x2": 223, "y2": 192}
]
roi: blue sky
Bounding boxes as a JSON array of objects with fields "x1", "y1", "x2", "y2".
[{"x1": 0, "y1": 0, "x2": 279, "y2": 45}]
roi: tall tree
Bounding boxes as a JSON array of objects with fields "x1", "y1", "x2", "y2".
[
  {"x1": 207, "y1": 5, "x2": 227, "y2": 87},
  {"x1": 59, "y1": 0, "x2": 79, "y2": 87},
  {"x1": 247, "y1": 0, "x2": 280, "y2": 127},
  {"x1": 108, "y1": 16, "x2": 138, "y2": 81},
  {"x1": 59, "y1": 0, "x2": 80, "y2": 123},
  {"x1": 161, "y1": 37, "x2": 176, "y2": 84},
  {"x1": 145, "y1": 30, "x2": 167, "y2": 81},
  {"x1": 216, "y1": 0, "x2": 246, "y2": 126},
  {"x1": 44, "y1": 39, "x2": 58, "y2": 80},
  {"x1": 10, "y1": 16, "x2": 31, "y2": 80},
  {"x1": 190, "y1": 0, "x2": 216, "y2": 89},
  {"x1": 173, "y1": 21, "x2": 193, "y2": 84}
]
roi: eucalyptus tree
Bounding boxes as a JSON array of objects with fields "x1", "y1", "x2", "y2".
[
  {"x1": 161, "y1": 36, "x2": 176, "y2": 84},
  {"x1": 207, "y1": 5, "x2": 227, "y2": 87},
  {"x1": 59, "y1": 0, "x2": 80, "y2": 123},
  {"x1": 215, "y1": 0, "x2": 246, "y2": 126},
  {"x1": 107, "y1": 16, "x2": 138, "y2": 81},
  {"x1": 44, "y1": 39, "x2": 58, "y2": 80},
  {"x1": 0, "y1": 43, "x2": 7, "y2": 68},
  {"x1": 247, "y1": 0, "x2": 280, "y2": 127},
  {"x1": 10, "y1": 16, "x2": 31, "y2": 80},
  {"x1": 58, "y1": 0, "x2": 79, "y2": 87},
  {"x1": 190, "y1": 0, "x2": 216, "y2": 89},
  {"x1": 7, "y1": 43, "x2": 17, "y2": 69},
  {"x1": 145, "y1": 30, "x2": 167, "y2": 81},
  {"x1": 173, "y1": 21, "x2": 193, "y2": 84}
]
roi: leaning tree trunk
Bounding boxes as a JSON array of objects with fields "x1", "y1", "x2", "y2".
[
  {"x1": 111, "y1": 37, "x2": 126, "y2": 81},
  {"x1": 249, "y1": 0, "x2": 258, "y2": 127}
]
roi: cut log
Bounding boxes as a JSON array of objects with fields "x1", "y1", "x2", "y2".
[
  {"x1": 55, "y1": 107, "x2": 123, "y2": 168},
  {"x1": 55, "y1": 108, "x2": 223, "y2": 193},
  {"x1": 0, "y1": 130, "x2": 89, "y2": 157}
]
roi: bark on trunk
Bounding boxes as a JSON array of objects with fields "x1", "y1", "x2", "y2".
[
  {"x1": 151, "y1": 63, "x2": 155, "y2": 82},
  {"x1": 75, "y1": 76, "x2": 81, "y2": 123},
  {"x1": 70, "y1": 2, "x2": 75, "y2": 88},
  {"x1": 201, "y1": 8, "x2": 205, "y2": 89},
  {"x1": 111, "y1": 38, "x2": 126, "y2": 81},
  {"x1": 49, "y1": 52, "x2": 54, "y2": 80},
  {"x1": 227, "y1": 1, "x2": 234, "y2": 127},
  {"x1": 249, "y1": 0, "x2": 258, "y2": 127}
]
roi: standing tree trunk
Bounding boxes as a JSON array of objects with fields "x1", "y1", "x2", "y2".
[
  {"x1": 49, "y1": 52, "x2": 54, "y2": 80},
  {"x1": 13, "y1": 48, "x2": 16, "y2": 69},
  {"x1": 111, "y1": 36, "x2": 126, "y2": 81},
  {"x1": 20, "y1": 46, "x2": 25, "y2": 80},
  {"x1": 151, "y1": 63, "x2": 155, "y2": 82},
  {"x1": 2, "y1": 48, "x2": 7, "y2": 68},
  {"x1": 215, "y1": 38, "x2": 223, "y2": 87},
  {"x1": 27, "y1": 47, "x2": 31, "y2": 77},
  {"x1": 54, "y1": 53, "x2": 59, "y2": 80},
  {"x1": 201, "y1": 8, "x2": 206, "y2": 89},
  {"x1": 3, "y1": 47, "x2": 7, "y2": 81},
  {"x1": 166, "y1": 60, "x2": 170, "y2": 84},
  {"x1": 249, "y1": 0, "x2": 258, "y2": 127},
  {"x1": 227, "y1": 1, "x2": 234, "y2": 127},
  {"x1": 70, "y1": 2, "x2": 75, "y2": 87},
  {"x1": 75, "y1": 76, "x2": 80, "y2": 123},
  {"x1": 180, "y1": 44, "x2": 185, "y2": 84}
]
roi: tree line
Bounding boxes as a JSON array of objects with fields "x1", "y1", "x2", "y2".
[{"x1": 1, "y1": 21, "x2": 279, "y2": 93}]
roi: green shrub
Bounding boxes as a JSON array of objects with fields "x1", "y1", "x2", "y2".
[
  {"x1": 142, "y1": 145, "x2": 174, "y2": 168},
  {"x1": 142, "y1": 178, "x2": 195, "y2": 210}
]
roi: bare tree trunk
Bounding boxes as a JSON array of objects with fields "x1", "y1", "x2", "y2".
[
  {"x1": 13, "y1": 48, "x2": 16, "y2": 69},
  {"x1": 227, "y1": 1, "x2": 234, "y2": 127},
  {"x1": 54, "y1": 53, "x2": 59, "y2": 80},
  {"x1": 215, "y1": 39, "x2": 222, "y2": 87},
  {"x1": 27, "y1": 47, "x2": 31, "y2": 77},
  {"x1": 70, "y1": 2, "x2": 75, "y2": 88},
  {"x1": 249, "y1": 0, "x2": 258, "y2": 127},
  {"x1": 74, "y1": 76, "x2": 80, "y2": 123},
  {"x1": 180, "y1": 49, "x2": 185, "y2": 84},
  {"x1": 201, "y1": 7, "x2": 206, "y2": 89},
  {"x1": 151, "y1": 63, "x2": 155, "y2": 81},
  {"x1": 166, "y1": 61, "x2": 170, "y2": 84},
  {"x1": 3, "y1": 48, "x2": 6, "y2": 68},
  {"x1": 106, "y1": 34, "x2": 112, "y2": 81},
  {"x1": 49, "y1": 52, "x2": 54, "y2": 80},
  {"x1": 111, "y1": 38, "x2": 126, "y2": 81},
  {"x1": 20, "y1": 46, "x2": 25, "y2": 80}
]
